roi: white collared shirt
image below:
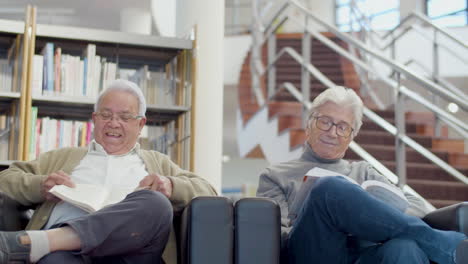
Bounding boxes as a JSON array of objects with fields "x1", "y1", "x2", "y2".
[{"x1": 44, "y1": 140, "x2": 148, "y2": 228}]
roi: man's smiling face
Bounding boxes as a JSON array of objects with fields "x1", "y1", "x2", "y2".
[
  {"x1": 92, "y1": 90, "x2": 146, "y2": 155},
  {"x1": 306, "y1": 101, "x2": 355, "y2": 160}
]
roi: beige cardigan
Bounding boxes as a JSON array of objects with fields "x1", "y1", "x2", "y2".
[{"x1": 0, "y1": 146, "x2": 217, "y2": 264}]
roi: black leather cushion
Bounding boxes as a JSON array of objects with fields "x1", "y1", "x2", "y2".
[
  {"x1": 423, "y1": 202, "x2": 468, "y2": 235},
  {"x1": 180, "y1": 196, "x2": 233, "y2": 264},
  {"x1": 0, "y1": 192, "x2": 30, "y2": 231},
  {"x1": 234, "y1": 197, "x2": 280, "y2": 264}
]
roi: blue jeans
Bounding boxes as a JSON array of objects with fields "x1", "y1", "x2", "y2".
[{"x1": 287, "y1": 176, "x2": 466, "y2": 264}]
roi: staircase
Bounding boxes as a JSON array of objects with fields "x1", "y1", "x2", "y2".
[{"x1": 237, "y1": 33, "x2": 468, "y2": 208}]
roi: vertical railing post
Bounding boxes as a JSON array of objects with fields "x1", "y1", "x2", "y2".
[
  {"x1": 301, "y1": 16, "x2": 311, "y2": 127},
  {"x1": 395, "y1": 72, "x2": 406, "y2": 187},
  {"x1": 432, "y1": 29, "x2": 441, "y2": 137},
  {"x1": 267, "y1": 33, "x2": 276, "y2": 99},
  {"x1": 250, "y1": 0, "x2": 264, "y2": 105}
]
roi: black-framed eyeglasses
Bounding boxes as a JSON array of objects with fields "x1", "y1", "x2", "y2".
[
  {"x1": 95, "y1": 111, "x2": 143, "y2": 123},
  {"x1": 313, "y1": 115, "x2": 354, "y2": 138}
]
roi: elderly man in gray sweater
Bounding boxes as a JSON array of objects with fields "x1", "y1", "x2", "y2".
[{"x1": 257, "y1": 86, "x2": 467, "y2": 264}]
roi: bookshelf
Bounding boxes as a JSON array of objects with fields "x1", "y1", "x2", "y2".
[{"x1": 0, "y1": 7, "x2": 195, "y2": 170}]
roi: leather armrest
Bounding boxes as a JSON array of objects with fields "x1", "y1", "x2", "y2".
[
  {"x1": 179, "y1": 196, "x2": 233, "y2": 264},
  {"x1": 422, "y1": 202, "x2": 468, "y2": 235},
  {"x1": 234, "y1": 197, "x2": 280, "y2": 264},
  {"x1": 0, "y1": 192, "x2": 30, "y2": 231}
]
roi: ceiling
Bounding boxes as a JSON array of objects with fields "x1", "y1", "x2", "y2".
[{"x1": 0, "y1": 0, "x2": 152, "y2": 31}]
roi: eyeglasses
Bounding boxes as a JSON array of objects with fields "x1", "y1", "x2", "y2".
[
  {"x1": 313, "y1": 115, "x2": 354, "y2": 138},
  {"x1": 95, "y1": 111, "x2": 143, "y2": 123}
]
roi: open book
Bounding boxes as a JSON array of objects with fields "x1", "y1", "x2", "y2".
[
  {"x1": 288, "y1": 167, "x2": 409, "y2": 222},
  {"x1": 49, "y1": 184, "x2": 134, "y2": 213}
]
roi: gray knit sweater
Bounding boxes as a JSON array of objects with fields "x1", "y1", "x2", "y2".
[{"x1": 256, "y1": 143, "x2": 431, "y2": 247}]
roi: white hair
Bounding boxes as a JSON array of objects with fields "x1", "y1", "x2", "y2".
[
  {"x1": 94, "y1": 79, "x2": 146, "y2": 117},
  {"x1": 307, "y1": 86, "x2": 363, "y2": 136}
]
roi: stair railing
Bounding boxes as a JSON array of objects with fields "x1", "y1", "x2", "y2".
[
  {"x1": 249, "y1": 0, "x2": 468, "y2": 189},
  {"x1": 346, "y1": 6, "x2": 468, "y2": 135}
]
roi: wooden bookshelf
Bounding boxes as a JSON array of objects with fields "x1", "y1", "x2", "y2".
[{"x1": 0, "y1": 7, "x2": 195, "y2": 169}]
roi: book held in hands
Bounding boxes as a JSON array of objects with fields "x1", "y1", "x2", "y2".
[
  {"x1": 49, "y1": 184, "x2": 134, "y2": 213},
  {"x1": 288, "y1": 167, "x2": 409, "y2": 223}
]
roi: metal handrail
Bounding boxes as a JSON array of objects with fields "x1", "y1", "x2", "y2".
[
  {"x1": 286, "y1": 0, "x2": 468, "y2": 111},
  {"x1": 292, "y1": 18, "x2": 468, "y2": 134},
  {"x1": 249, "y1": 0, "x2": 467, "y2": 186},
  {"x1": 404, "y1": 59, "x2": 468, "y2": 100},
  {"x1": 344, "y1": 5, "x2": 467, "y2": 102},
  {"x1": 280, "y1": 17, "x2": 468, "y2": 183},
  {"x1": 383, "y1": 12, "x2": 468, "y2": 48}
]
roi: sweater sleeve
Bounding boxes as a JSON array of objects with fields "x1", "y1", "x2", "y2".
[
  {"x1": 0, "y1": 147, "x2": 86, "y2": 206},
  {"x1": 0, "y1": 159, "x2": 45, "y2": 206},
  {"x1": 256, "y1": 168, "x2": 291, "y2": 249},
  {"x1": 157, "y1": 154, "x2": 217, "y2": 214}
]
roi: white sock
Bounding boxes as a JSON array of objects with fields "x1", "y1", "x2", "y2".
[{"x1": 25, "y1": 230, "x2": 50, "y2": 263}]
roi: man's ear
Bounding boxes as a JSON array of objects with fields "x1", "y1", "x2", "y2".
[
  {"x1": 91, "y1": 112, "x2": 97, "y2": 124},
  {"x1": 139, "y1": 117, "x2": 147, "y2": 129}
]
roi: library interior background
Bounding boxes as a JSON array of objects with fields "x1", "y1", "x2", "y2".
[{"x1": 0, "y1": 0, "x2": 466, "y2": 202}]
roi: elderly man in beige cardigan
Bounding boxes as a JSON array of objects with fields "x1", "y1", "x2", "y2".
[{"x1": 0, "y1": 79, "x2": 216, "y2": 264}]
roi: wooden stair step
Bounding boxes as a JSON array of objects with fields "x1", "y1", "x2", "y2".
[
  {"x1": 345, "y1": 144, "x2": 451, "y2": 165},
  {"x1": 427, "y1": 199, "x2": 465, "y2": 209},
  {"x1": 354, "y1": 131, "x2": 433, "y2": 148},
  {"x1": 289, "y1": 128, "x2": 306, "y2": 149},
  {"x1": 407, "y1": 179, "x2": 468, "y2": 201},
  {"x1": 361, "y1": 119, "x2": 419, "y2": 133},
  {"x1": 278, "y1": 115, "x2": 303, "y2": 133},
  {"x1": 267, "y1": 101, "x2": 302, "y2": 117},
  {"x1": 448, "y1": 152, "x2": 468, "y2": 168},
  {"x1": 382, "y1": 161, "x2": 468, "y2": 182}
]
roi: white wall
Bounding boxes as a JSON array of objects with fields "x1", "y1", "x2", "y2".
[
  {"x1": 400, "y1": 0, "x2": 425, "y2": 19},
  {"x1": 372, "y1": 26, "x2": 468, "y2": 78},
  {"x1": 280, "y1": 0, "x2": 335, "y2": 32},
  {"x1": 224, "y1": 35, "x2": 252, "y2": 85},
  {"x1": 176, "y1": 0, "x2": 225, "y2": 192},
  {"x1": 151, "y1": 0, "x2": 176, "y2": 36}
]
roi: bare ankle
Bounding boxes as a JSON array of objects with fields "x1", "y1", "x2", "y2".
[{"x1": 19, "y1": 235, "x2": 31, "y2": 245}]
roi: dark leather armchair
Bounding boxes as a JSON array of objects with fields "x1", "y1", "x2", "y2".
[
  {"x1": 2, "y1": 191, "x2": 466, "y2": 264},
  {"x1": 234, "y1": 200, "x2": 468, "y2": 264},
  {"x1": 0, "y1": 192, "x2": 236, "y2": 264}
]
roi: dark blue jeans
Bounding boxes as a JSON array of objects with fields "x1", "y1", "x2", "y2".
[
  {"x1": 288, "y1": 176, "x2": 466, "y2": 264},
  {"x1": 38, "y1": 190, "x2": 173, "y2": 264}
]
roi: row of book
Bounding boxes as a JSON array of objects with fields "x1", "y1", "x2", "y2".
[
  {"x1": 31, "y1": 43, "x2": 178, "y2": 106},
  {"x1": 34, "y1": 43, "x2": 115, "y2": 99},
  {"x1": 28, "y1": 107, "x2": 95, "y2": 160},
  {"x1": 140, "y1": 122, "x2": 177, "y2": 158}
]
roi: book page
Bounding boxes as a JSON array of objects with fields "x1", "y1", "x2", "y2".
[
  {"x1": 305, "y1": 167, "x2": 358, "y2": 185},
  {"x1": 102, "y1": 186, "x2": 134, "y2": 207},
  {"x1": 49, "y1": 184, "x2": 108, "y2": 213},
  {"x1": 361, "y1": 180, "x2": 409, "y2": 213}
]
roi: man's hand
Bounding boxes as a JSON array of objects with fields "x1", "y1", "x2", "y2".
[
  {"x1": 41, "y1": 170, "x2": 75, "y2": 201},
  {"x1": 137, "y1": 174, "x2": 173, "y2": 198}
]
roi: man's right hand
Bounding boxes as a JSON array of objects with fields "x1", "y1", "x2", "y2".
[{"x1": 41, "y1": 170, "x2": 75, "y2": 201}]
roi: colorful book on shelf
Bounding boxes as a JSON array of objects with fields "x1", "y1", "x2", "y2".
[
  {"x1": 54, "y1": 47, "x2": 62, "y2": 94},
  {"x1": 41, "y1": 42, "x2": 55, "y2": 94},
  {"x1": 32, "y1": 55, "x2": 43, "y2": 96}
]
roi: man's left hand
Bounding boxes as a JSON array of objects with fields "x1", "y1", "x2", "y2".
[{"x1": 137, "y1": 174, "x2": 173, "y2": 198}]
